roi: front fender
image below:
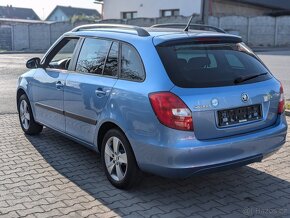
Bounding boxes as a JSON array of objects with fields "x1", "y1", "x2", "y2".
[{"x1": 16, "y1": 69, "x2": 37, "y2": 112}]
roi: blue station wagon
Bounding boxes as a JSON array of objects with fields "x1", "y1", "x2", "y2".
[{"x1": 17, "y1": 22, "x2": 288, "y2": 189}]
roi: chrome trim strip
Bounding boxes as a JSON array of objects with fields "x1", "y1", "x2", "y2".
[{"x1": 35, "y1": 103, "x2": 97, "y2": 125}]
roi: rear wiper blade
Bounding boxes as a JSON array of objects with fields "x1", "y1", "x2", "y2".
[{"x1": 234, "y1": 72, "x2": 268, "y2": 84}]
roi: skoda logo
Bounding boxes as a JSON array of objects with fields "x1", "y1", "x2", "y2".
[
  {"x1": 211, "y1": 98, "x2": 219, "y2": 107},
  {"x1": 241, "y1": 93, "x2": 249, "y2": 103}
]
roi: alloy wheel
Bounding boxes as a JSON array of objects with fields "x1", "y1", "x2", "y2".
[
  {"x1": 19, "y1": 99, "x2": 30, "y2": 130},
  {"x1": 104, "y1": 136, "x2": 128, "y2": 181}
]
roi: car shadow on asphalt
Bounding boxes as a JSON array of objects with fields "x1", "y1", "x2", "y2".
[{"x1": 26, "y1": 127, "x2": 290, "y2": 217}]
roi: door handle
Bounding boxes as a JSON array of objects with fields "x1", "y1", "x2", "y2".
[
  {"x1": 56, "y1": 81, "x2": 63, "y2": 90},
  {"x1": 95, "y1": 89, "x2": 107, "y2": 97}
]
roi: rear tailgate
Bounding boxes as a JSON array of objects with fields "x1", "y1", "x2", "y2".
[
  {"x1": 171, "y1": 79, "x2": 280, "y2": 140},
  {"x1": 155, "y1": 35, "x2": 281, "y2": 140}
]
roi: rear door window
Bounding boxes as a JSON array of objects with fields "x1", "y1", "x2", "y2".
[
  {"x1": 157, "y1": 42, "x2": 271, "y2": 88},
  {"x1": 103, "y1": 42, "x2": 119, "y2": 77},
  {"x1": 76, "y1": 38, "x2": 111, "y2": 75}
]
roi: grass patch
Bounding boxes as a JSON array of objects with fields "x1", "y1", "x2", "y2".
[{"x1": 286, "y1": 101, "x2": 290, "y2": 110}]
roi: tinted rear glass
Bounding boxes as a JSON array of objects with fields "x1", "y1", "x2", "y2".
[{"x1": 157, "y1": 42, "x2": 272, "y2": 88}]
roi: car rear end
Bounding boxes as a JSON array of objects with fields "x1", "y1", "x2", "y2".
[{"x1": 132, "y1": 32, "x2": 288, "y2": 178}]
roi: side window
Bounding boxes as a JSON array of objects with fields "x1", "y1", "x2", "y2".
[
  {"x1": 121, "y1": 44, "x2": 145, "y2": 81},
  {"x1": 76, "y1": 38, "x2": 111, "y2": 75},
  {"x1": 103, "y1": 42, "x2": 119, "y2": 77},
  {"x1": 47, "y1": 38, "x2": 78, "y2": 70}
]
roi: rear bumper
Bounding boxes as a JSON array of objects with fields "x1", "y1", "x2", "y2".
[{"x1": 128, "y1": 115, "x2": 287, "y2": 178}]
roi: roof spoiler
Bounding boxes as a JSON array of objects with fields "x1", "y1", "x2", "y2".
[
  {"x1": 151, "y1": 23, "x2": 226, "y2": 33},
  {"x1": 156, "y1": 35, "x2": 242, "y2": 47},
  {"x1": 151, "y1": 14, "x2": 225, "y2": 33}
]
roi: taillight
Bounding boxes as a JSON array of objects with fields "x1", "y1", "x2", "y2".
[
  {"x1": 278, "y1": 82, "x2": 285, "y2": 114},
  {"x1": 149, "y1": 92, "x2": 193, "y2": 131}
]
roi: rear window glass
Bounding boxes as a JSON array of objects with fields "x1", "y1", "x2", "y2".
[{"x1": 157, "y1": 42, "x2": 271, "y2": 88}]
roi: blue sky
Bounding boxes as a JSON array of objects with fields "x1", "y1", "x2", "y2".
[{"x1": 0, "y1": 0, "x2": 101, "y2": 20}]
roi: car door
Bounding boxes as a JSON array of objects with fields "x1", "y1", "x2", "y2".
[
  {"x1": 32, "y1": 37, "x2": 80, "y2": 132},
  {"x1": 64, "y1": 38, "x2": 119, "y2": 143}
]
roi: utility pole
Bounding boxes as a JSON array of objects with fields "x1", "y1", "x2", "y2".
[
  {"x1": 202, "y1": 0, "x2": 210, "y2": 24},
  {"x1": 94, "y1": 0, "x2": 104, "y2": 20}
]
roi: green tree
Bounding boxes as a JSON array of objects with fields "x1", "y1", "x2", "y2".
[{"x1": 70, "y1": 14, "x2": 98, "y2": 25}]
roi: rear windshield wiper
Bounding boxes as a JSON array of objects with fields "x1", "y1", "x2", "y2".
[{"x1": 234, "y1": 72, "x2": 268, "y2": 84}]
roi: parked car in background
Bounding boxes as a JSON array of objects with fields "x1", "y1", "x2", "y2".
[{"x1": 17, "y1": 22, "x2": 287, "y2": 189}]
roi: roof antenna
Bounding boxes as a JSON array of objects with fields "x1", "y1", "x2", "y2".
[{"x1": 184, "y1": 14, "x2": 194, "y2": 32}]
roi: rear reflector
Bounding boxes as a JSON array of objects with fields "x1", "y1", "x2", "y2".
[
  {"x1": 149, "y1": 92, "x2": 193, "y2": 131},
  {"x1": 278, "y1": 82, "x2": 285, "y2": 114}
]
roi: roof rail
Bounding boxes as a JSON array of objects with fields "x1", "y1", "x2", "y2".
[
  {"x1": 150, "y1": 23, "x2": 226, "y2": 33},
  {"x1": 71, "y1": 24, "x2": 150, "y2": 37}
]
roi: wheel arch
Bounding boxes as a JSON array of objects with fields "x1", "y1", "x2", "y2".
[
  {"x1": 16, "y1": 87, "x2": 33, "y2": 109},
  {"x1": 16, "y1": 87, "x2": 37, "y2": 120},
  {"x1": 16, "y1": 88, "x2": 30, "y2": 111},
  {"x1": 16, "y1": 88, "x2": 27, "y2": 103},
  {"x1": 96, "y1": 121, "x2": 131, "y2": 154}
]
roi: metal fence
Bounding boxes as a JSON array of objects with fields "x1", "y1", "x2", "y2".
[{"x1": 0, "y1": 25, "x2": 12, "y2": 51}]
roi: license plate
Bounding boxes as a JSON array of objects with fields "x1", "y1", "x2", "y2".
[{"x1": 218, "y1": 104, "x2": 262, "y2": 127}]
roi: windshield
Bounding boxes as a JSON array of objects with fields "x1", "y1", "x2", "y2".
[{"x1": 156, "y1": 42, "x2": 272, "y2": 88}]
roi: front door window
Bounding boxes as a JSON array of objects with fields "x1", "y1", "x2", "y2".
[{"x1": 46, "y1": 38, "x2": 79, "y2": 70}]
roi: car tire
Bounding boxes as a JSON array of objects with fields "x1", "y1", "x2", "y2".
[
  {"x1": 18, "y1": 94, "x2": 43, "y2": 135},
  {"x1": 101, "y1": 129, "x2": 142, "y2": 189}
]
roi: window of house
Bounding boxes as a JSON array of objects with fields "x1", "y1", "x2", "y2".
[
  {"x1": 76, "y1": 38, "x2": 111, "y2": 75},
  {"x1": 122, "y1": 11, "x2": 137, "y2": 19},
  {"x1": 120, "y1": 43, "x2": 145, "y2": 81},
  {"x1": 160, "y1": 9, "x2": 180, "y2": 17}
]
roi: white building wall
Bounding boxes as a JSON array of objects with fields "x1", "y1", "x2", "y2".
[{"x1": 103, "y1": 0, "x2": 202, "y2": 19}]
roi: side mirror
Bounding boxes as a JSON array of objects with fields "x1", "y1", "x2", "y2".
[{"x1": 26, "y1": 57, "x2": 41, "y2": 69}]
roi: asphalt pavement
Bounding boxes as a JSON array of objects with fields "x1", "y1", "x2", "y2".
[
  {"x1": 258, "y1": 51, "x2": 290, "y2": 100},
  {"x1": 0, "y1": 53, "x2": 43, "y2": 114}
]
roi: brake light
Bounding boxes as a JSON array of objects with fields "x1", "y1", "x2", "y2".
[
  {"x1": 149, "y1": 92, "x2": 193, "y2": 131},
  {"x1": 196, "y1": 37, "x2": 220, "y2": 42},
  {"x1": 278, "y1": 82, "x2": 285, "y2": 114}
]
